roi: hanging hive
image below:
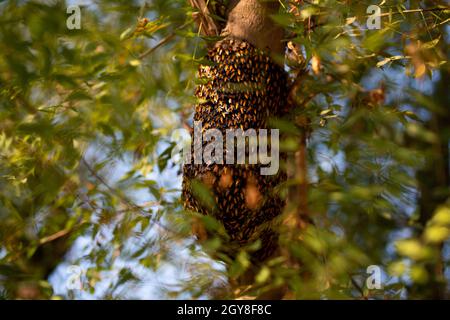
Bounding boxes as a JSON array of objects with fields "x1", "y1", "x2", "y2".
[{"x1": 182, "y1": 38, "x2": 288, "y2": 262}]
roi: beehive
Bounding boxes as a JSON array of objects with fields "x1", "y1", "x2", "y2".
[{"x1": 182, "y1": 38, "x2": 287, "y2": 262}]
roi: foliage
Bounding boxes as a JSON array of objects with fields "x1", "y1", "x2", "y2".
[{"x1": 0, "y1": 0, "x2": 449, "y2": 299}]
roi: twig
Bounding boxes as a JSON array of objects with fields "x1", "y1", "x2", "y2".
[
  {"x1": 39, "y1": 228, "x2": 74, "y2": 245},
  {"x1": 80, "y1": 157, "x2": 181, "y2": 236},
  {"x1": 188, "y1": 0, "x2": 220, "y2": 37},
  {"x1": 350, "y1": 276, "x2": 366, "y2": 299},
  {"x1": 138, "y1": 32, "x2": 177, "y2": 60},
  {"x1": 138, "y1": 21, "x2": 191, "y2": 60},
  {"x1": 296, "y1": 131, "x2": 308, "y2": 218},
  {"x1": 374, "y1": 7, "x2": 449, "y2": 18}
]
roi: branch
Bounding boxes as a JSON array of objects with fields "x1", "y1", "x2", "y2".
[
  {"x1": 39, "y1": 226, "x2": 79, "y2": 245},
  {"x1": 80, "y1": 157, "x2": 181, "y2": 236},
  {"x1": 350, "y1": 276, "x2": 366, "y2": 299},
  {"x1": 374, "y1": 7, "x2": 449, "y2": 18},
  {"x1": 188, "y1": 0, "x2": 220, "y2": 36},
  {"x1": 296, "y1": 131, "x2": 308, "y2": 219},
  {"x1": 138, "y1": 22, "x2": 190, "y2": 60},
  {"x1": 138, "y1": 32, "x2": 177, "y2": 60}
]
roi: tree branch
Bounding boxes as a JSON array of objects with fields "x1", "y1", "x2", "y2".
[
  {"x1": 80, "y1": 157, "x2": 181, "y2": 236},
  {"x1": 188, "y1": 0, "x2": 220, "y2": 36}
]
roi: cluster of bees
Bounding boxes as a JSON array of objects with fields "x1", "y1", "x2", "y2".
[{"x1": 182, "y1": 39, "x2": 288, "y2": 262}]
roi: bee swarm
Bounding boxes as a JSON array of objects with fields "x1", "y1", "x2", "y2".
[{"x1": 182, "y1": 38, "x2": 288, "y2": 262}]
